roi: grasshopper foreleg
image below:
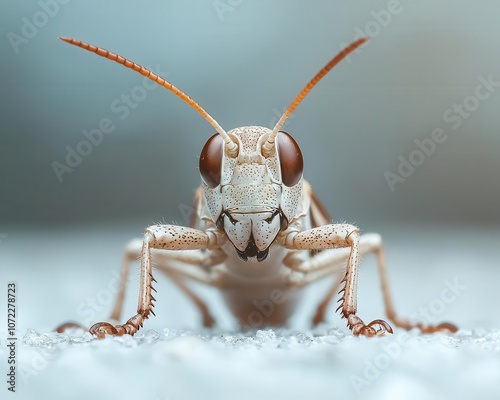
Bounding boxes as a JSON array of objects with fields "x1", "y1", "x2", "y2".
[{"x1": 89, "y1": 224, "x2": 226, "y2": 338}]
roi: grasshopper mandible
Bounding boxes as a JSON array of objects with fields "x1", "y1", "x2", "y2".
[{"x1": 57, "y1": 36, "x2": 457, "y2": 338}]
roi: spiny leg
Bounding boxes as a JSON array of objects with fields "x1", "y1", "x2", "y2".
[
  {"x1": 54, "y1": 239, "x2": 136, "y2": 334},
  {"x1": 55, "y1": 238, "x2": 218, "y2": 333},
  {"x1": 109, "y1": 238, "x2": 218, "y2": 327},
  {"x1": 281, "y1": 224, "x2": 392, "y2": 337},
  {"x1": 90, "y1": 224, "x2": 226, "y2": 338},
  {"x1": 90, "y1": 237, "x2": 155, "y2": 338},
  {"x1": 284, "y1": 232, "x2": 457, "y2": 334},
  {"x1": 310, "y1": 236, "x2": 398, "y2": 326},
  {"x1": 55, "y1": 238, "x2": 143, "y2": 334},
  {"x1": 54, "y1": 241, "x2": 138, "y2": 334}
]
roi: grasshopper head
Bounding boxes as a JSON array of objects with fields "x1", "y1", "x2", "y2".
[{"x1": 199, "y1": 126, "x2": 303, "y2": 261}]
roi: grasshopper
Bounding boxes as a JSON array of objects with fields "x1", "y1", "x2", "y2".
[{"x1": 57, "y1": 37, "x2": 457, "y2": 338}]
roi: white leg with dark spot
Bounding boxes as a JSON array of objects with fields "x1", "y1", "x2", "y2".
[
  {"x1": 89, "y1": 224, "x2": 226, "y2": 338},
  {"x1": 280, "y1": 224, "x2": 392, "y2": 337},
  {"x1": 282, "y1": 231, "x2": 457, "y2": 334}
]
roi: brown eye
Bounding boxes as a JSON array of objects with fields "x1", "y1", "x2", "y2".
[
  {"x1": 199, "y1": 134, "x2": 223, "y2": 188},
  {"x1": 277, "y1": 131, "x2": 303, "y2": 187}
]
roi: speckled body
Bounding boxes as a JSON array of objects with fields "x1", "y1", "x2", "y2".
[{"x1": 196, "y1": 126, "x2": 311, "y2": 326}]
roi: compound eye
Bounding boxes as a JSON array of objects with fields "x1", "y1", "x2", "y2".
[
  {"x1": 199, "y1": 134, "x2": 223, "y2": 188},
  {"x1": 277, "y1": 131, "x2": 303, "y2": 187}
]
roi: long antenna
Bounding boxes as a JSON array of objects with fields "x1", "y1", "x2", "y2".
[
  {"x1": 59, "y1": 37, "x2": 238, "y2": 157},
  {"x1": 262, "y1": 37, "x2": 368, "y2": 156}
]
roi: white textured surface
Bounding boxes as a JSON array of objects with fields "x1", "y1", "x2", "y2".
[
  {"x1": 10, "y1": 327, "x2": 500, "y2": 400},
  {"x1": 1, "y1": 223, "x2": 500, "y2": 399}
]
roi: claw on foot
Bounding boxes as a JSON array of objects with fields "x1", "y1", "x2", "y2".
[
  {"x1": 90, "y1": 314, "x2": 144, "y2": 339},
  {"x1": 90, "y1": 322, "x2": 122, "y2": 339},
  {"x1": 348, "y1": 315, "x2": 393, "y2": 337}
]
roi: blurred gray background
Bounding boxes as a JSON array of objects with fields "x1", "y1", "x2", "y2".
[
  {"x1": 1, "y1": 0, "x2": 500, "y2": 229},
  {"x1": 1, "y1": 1, "x2": 500, "y2": 363}
]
